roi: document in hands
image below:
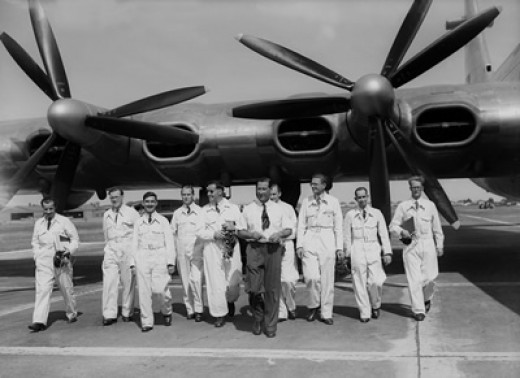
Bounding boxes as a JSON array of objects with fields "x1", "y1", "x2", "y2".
[{"x1": 400, "y1": 217, "x2": 415, "y2": 245}]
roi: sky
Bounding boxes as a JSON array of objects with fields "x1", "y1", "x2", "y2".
[{"x1": 0, "y1": 0, "x2": 519, "y2": 206}]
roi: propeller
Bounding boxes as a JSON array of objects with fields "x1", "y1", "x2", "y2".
[
  {"x1": 234, "y1": 1, "x2": 500, "y2": 228},
  {"x1": 1, "y1": 0, "x2": 206, "y2": 211}
]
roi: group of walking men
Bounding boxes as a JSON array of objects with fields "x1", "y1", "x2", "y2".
[{"x1": 28, "y1": 173, "x2": 444, "y2": 338}]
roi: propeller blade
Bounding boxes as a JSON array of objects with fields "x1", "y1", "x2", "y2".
[
  {"x1": 102, "y1": 86, "x2": 207, "y2": 118},
  {"x1": 51, "y1": 142, "x2": 81, "y2": 213},
  {"x1": 237, "y1": 34, "x2": 354, "y2": 91},
  {"x1": 29, "y1": 0, "x2": 71, "y2": 99},
  {"x1": 389, "y1": 6, "x2": 500, "y2": 88},
  {"x1": 384, "y1": 120, "x2": 460, "y2": 229},
  {"x1": 0, "y1": 32, "x2": 56, "y2": 101},
  {"x1": 0, "y1": 133, "x2": 57, "y2": 208},
  {"x1": 232, "y1": 96, "x2": 350, "y2": 119},
  {"x1": 85, "y1": 116, "x2": 199, "y2": 144},
  {"x1": 368, "y1": 118, "x2": 391, "y2": 224},
  {"x1": 381, "y1": 0, "x2": 433, "y2": 77}
]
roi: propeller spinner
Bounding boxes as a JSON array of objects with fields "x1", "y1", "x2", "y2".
[
  {"x1": 233, "y1": 0, "x2": 500, "y2": 229},
  {"x1": 1, "y1": 0, "x2": 205, "y2": 211}
]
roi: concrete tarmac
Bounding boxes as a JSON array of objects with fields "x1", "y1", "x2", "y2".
[{"x1": 0, "y1": 206, "x2": 519, "y2": 377}]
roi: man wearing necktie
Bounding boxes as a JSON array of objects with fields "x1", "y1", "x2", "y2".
[
  {"x1": 296, "y1": 173, "x2": 343, "y2": 325},
  {"x1": 130, "y1": 192, "x2": 176, "y2": 332},
  {"x1": 196, "y1": 181, "x2": 243, "y2": 328},
  {"x1": 343, "y1": 187, "x2": 392, "y2": 323},
  {"x1": 238, "y1": 178, "x2": 293, "y2": 338},
  {"x1": 390, "y1": 176, "x2": 444, "y2": 321},
  {"x1": 29, "y1": 197, "x2": 79, "y2": 332},
  {"x1": 101, "y1": 187, "x2": 140, "y2": 326},
  {"x1": 171, "y1": 185, "x2": 204, "y2": 322}
]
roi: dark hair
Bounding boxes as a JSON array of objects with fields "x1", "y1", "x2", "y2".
[
  {"x1": 134, "y1": 203, "x2": 144, "y2": 211},
  {"x1": 408, "y1": 175, "x2": 425, "y2": 186},
  {"x1": 256, "y1": 177, "x2": 272, "y2": 188},
  {"x1": 207, "y1": 180, "x2": 225, "y2": 191},
  {"x1": 181, "y1": 185, "x2": 195, "y2": 195},
  {"x1": 40, "y1": 197, "x2": 55, "y2": 207},
  {"x1": 142, "y1": 191, "x2": 157, "y2": 201},
  {"x1": 312, "y1": 173, "x2": 329, "y2": 187},
  {"x1": 108, "y1": 187, "x2": 124, "y2": 196},
  {"x1": 270, "y1": 182, "x2": 281, "y2": 193},
  {"x1": 354, "y1": 187, "x2": 368, "y2": 197}
]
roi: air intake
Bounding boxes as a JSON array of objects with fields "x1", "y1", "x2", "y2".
[{"x1": 276, "y1": 117, "x2": 334, "y2": 153}]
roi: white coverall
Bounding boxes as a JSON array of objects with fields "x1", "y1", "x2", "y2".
[
  {"x1": 171, "y1": 204, "x2": 204, "y2": 316},
  {"x1": 277, "y1": 200, "x2": 299, "y2": 320},
  {"x1": 102, "y1": 205, "x2": 140, "y2": 320},
  {"x1": 297, "y1": 193, "x2": 343, "y2": 319},
  {"x1": 390, "y1": 197, "x2": 444, "y2": 315},
  {"x1": 196, "y1": 198, "x2": 243, "y2": 318},
  {"x1": 131, "y1": 212, "x2": 176, "y2": 328},
  {"x1": 31, "y1": 214, "x2": 79, "y2": 324},
  {"x1": 344, "y1": 206, "x2": 392, "y2": 319}
]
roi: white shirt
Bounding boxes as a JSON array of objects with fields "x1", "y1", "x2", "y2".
[
  {"x1": 275, "y1": 200, "x2": 297, "y2": 241},
  {"x1": 103, "y1": 204, "x2": 140, "y2": 251},
  {"x1": 131, "y1": 211, "x2": 176, "y2": 266},
  {"x1": 343, "y1": 205, "x2": 392, "y2": 256},
  {"x1": 296, "y1": 193, "x2": 343, "y2": 250},
  {"x1": 32, "y1": 214, "x2": 79, "y2": 259},
  {"x1": 196, "y1": 198, "x2": 244, "y2": 242},
  {"x1": 171, "y1": 203, "x2": 202, "y2": 239},
  {"x1": 390, "y1": 197, "x2": 444, "y2": 249},
  {"x1": 241, "y1": 199, "x2": 294, "y2": 241}
]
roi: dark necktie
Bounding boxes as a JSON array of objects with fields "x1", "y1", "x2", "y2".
[
  {"x1": 261, "y1": 203, "x2": 270, "y2": 230},
  {"x1": 415, "y1": 200, "x2": 420, "y2": 211},
  {"x1": 148, "y1": 214, "x2": 152, "y2": 224},
  {"x1": 187, "y1": 205, "x2": 191, "y2": 214},
  {"x1": 115, "y1": 211, "x2": 119, "y2": 225},
  {"x1": 215, "y1": 203, "x2": 220, "y2": 214},
  {"x1": 362, "y1": 209, "x2": 367, "y2": 220},
  {"x1": 47, "y1": 218, "x2": 52, "y2": 230}
]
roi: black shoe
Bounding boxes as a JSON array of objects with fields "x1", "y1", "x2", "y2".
[
  {"x1": 227, "y1": 302, "x2": 235, "y2": 318},
  {"x1": 371, "y1": 308, "x2": 380, "y2": 319},
  {"x1": 141, "y1": 326, "x2": 153, "y2": 332},
  {"x1": 164, "y1": 315, "x2": 172, "y2": 326},
  {"x1": 360, "y1": 318, "x2": 370, "y2": 323},
  {"x1": 28, "y1": 323, "x2": 46, "y2": 332},
  {"x1": 288, "y1": 310, "x2": 296, "y2": 320},
  {"x1": 265, "y1": 330, "x2": 276, "y2": 338},
  {"x1": 252, "y1": 321, "x2": 262, "y2": 335},
  {"x1": 278, "y1": 318, "x2": 287, "y2": 323},
  {"x1": 214, "y1": 317, "x2": 225, "y2": 327},
  {"x1": 425, "y1": 300, "x2": 431, "y2": 313},
  {"x1": 121, "y1": 316, "x2": 132, "y2": 322},
  {"x1": 187, "y1": 313, "x2": 195, "y2": 320},
  {"x1": 194, "y1": 313, "x2": 203, "y2": 322},
  {"x1": 103, "y1": 318, "x2": 117, "y2": 326},
  {"x1": 413, "y1": 313, "x2": 426, "y2": 321},
  {"x1": 306, "y1": 308, "x2": 318, "y2": 322},
  {"x1": 68, "y1": 316, "x2": 78, "y2": 324},
  {"x1": 322, "y1": 318, "x2": 333, "y2": 325}
]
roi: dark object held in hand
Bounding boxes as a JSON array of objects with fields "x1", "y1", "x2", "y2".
[
  {"x1": 400, "y1": 236, "x2": 413, "y2": 245},
  {"x1": 222, "y1": 221, "x2": 236, "y2": 260},
  {"x1": 53, "y1": 250, "x2": 65, "y2": 268}
]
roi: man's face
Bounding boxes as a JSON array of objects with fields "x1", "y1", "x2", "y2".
[
  {"x1": 311, "y1": 177, "x2": 326, "y2": 196},
  {"x1": 256, "y1": 181, "x2": 271, "y2": 203},
  {"x1": 270, "y1": 186, "x2": 281, "y2": 202},
  {"x1": 109, "y1": 190, "x2": 123, "y2": 210},
  {"x1": 181, "y1": 188, "x2": 194, "y2": 206},
  {"x1": 207, "y1": 184, "x2": 223, "y2": 204},
  {"x1": 143, "y1": 196, "x2": 158, "y2": 214},
  {"x1": 354, "y1": 189, "x2": 369, "y2": 209},
  {"x1": 409, "y1": 180, "x2": 423, "y2": 200},
  {"x1": 42, "y1": 202, "x2": 56, "y2": 220}
]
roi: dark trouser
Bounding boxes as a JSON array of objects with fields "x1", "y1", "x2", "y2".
[{"x1": 247, "y1": 242, "x2": 283, "y2": 333}]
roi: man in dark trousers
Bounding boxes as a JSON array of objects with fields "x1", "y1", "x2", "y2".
[{"x1": 238, "y1": 178, "x2": 293, "y2": 338}]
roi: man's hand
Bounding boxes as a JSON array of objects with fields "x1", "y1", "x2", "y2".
[
  {"x1": 168, "y1": 265, "x2": 176, "y2": 276},
  {"x1": 214, "y1": 231, "x2": 225, "y2": 240},
  {"x1": 400, "y1": 230, "x2": 412, "y2": 239},
  {"x1": 383, "y1": 254, "x2": 392, "y2": 266},
  {"x1": 268, "y1": 232, "x2": 282, "y2": 244},
  {"x1": 437, "y1": 248, "x2": 444, "y2": 257},
  {"x1": 336, "y1": 249, "x2": 345, "y2": 260},
  {"x1": 251, "y1": 231, "x2": 264, "y2": 241},
  {"x1": 296, "y1": 247, "x2": 304, "y2": 259},
  {"x1": 130, "y1": 265, "x2": 136, "y2": 274}
]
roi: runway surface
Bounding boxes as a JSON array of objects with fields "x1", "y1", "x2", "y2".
[{"x1": 0, "y1": 205, "x2": 519, "y2": 378}]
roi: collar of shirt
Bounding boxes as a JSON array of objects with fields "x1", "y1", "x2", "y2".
[
  {"x1": 106, "y1": 206, "x2": 123, "y2": 221},
  {"x1": 208, "y1": 198, "x2": 229, "y2": 213},
  {"x1": 41, "y1": 214, "x2": 61, "y2": 228},
  {"x1": 253, "y1": 199, "x2": 272, "y2": 208},
  {"x1": 181, "y1": 203, "x2": 198, "y2": 215},
  {"x1": 142, "y1": 211, "x2": 160, "y2": 223},
  {"x1": 407, "y1": 197, "x2": 425, "y2": 211},
  {"x1": 354, "y1": 206, "x2": 374, "y2": 219},
  {"x1": 310, "y1": 193, "x2": 328, "y2": 206}
]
